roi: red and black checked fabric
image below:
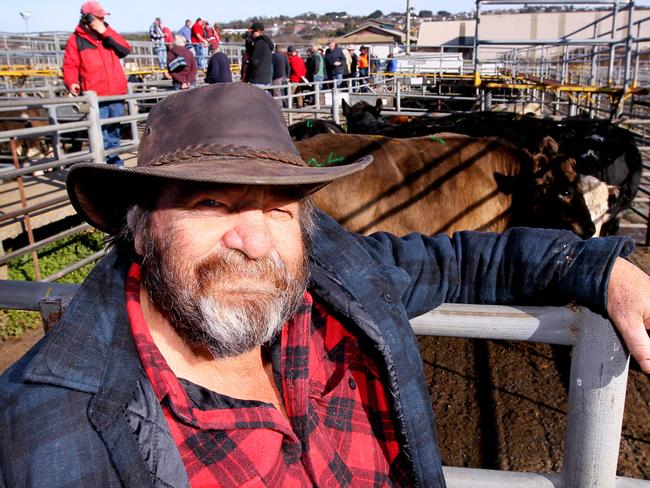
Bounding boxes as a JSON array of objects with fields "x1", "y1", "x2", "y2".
[{"x1": 126, "y1": 263, "x2": 410, "y2": 487}]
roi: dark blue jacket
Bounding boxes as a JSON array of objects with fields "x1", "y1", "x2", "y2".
[
  {"x1": 271, "y1": 52, "x2": 290, "y2": 81},
  {"x1": 0, "y1": 212, "x2": 632, "y2": 487},
  {"x1": 205, "y1": 52, "x2": 232, "y2": 84},
  {"x1": 325, "y1": 46, "x2": 346, "y2": 78}
]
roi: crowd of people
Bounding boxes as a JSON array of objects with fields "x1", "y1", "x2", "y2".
[{"x1": 61, "y1": 1, "x2": 383, "y2": 167}]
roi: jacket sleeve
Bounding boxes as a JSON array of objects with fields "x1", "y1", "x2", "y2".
[
  {"x1": 312, "y1": 211, "x2": 634, "y2": 319},
  {"x1": 101, "y1": 27, "x2": 131, "y2": 58},
  {"x1": 361, "y1": 227, "x2": 633, "y2": 318},
  {"x1": 62, "y1": 35, "x2": 80, "y2": 89}
]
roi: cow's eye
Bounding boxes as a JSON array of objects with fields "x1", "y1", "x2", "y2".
[{"x1": 559, "y1": 189, "x2": 572, "y2": 198}]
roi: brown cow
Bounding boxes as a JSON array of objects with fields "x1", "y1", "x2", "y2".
[
  {"x1": 296, "y1": 133, "x2": 596, "y2": 237},
  {"x1": 0, "y1": 108, "x2": 52, "y2": 161}
]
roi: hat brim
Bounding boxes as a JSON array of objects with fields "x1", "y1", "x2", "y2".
[{"x1": 66, "y1": 155, "x2": 373, "y2": 233}]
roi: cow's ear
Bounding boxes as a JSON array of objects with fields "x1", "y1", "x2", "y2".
[
  {"x1": 494, "y1": 172, "x2": 516, "y2": 195},
  {"x1": 342, "y1": 99, "x2": 351, "y2": 117},
  {"x1": 375, "y1": 98, "x2": 383, "y2": 116}
]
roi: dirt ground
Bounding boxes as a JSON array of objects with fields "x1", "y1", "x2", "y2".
[
  {"x1": 1, "y1": 248, "x2": 649, "y2": 480},
  {"x1": 419, "y1": 245, "x2": 650, "y2": 479}
]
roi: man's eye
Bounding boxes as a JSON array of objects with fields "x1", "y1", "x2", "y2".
[
  {"x1": 198, "y1": 199, "x2": 227, "y2": 209},
  {"x1": 268, "y1": 208, "x2": 293, "y2": 220}
]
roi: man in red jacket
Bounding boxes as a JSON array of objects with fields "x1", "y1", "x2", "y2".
[
  {"x1": 63, "y1": 1, "x2": 131, "y2": 166},
  {"x1": 287, "y1": 46, "x2": 307, "y2": 108}
]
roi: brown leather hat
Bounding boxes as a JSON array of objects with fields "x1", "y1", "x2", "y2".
[{"x1": 66, "y1": 82, "x2": 372, "y2": 233}]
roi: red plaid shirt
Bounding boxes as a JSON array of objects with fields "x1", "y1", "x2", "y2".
[{"x1": 126, "y1": 263, "x2": 411, "y2": 487}]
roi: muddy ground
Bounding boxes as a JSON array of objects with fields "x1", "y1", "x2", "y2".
[{"x1": 1, "y1": 248, "x2": 649, "y2": 479}]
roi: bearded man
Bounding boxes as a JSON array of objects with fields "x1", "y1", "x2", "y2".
[{"x1": 1, "y1": 83, "x2": 649, "y2": 487}]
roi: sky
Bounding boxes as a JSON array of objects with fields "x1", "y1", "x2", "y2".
[{"x1": 3, "y1": 1, "x2": 650, "y2": 33}]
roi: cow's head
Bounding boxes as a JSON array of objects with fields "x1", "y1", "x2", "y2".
[
  {"x1": 342, "y1": 99, "x2": 383, "y2": 133},
  {"x1": 496, "y1": 153, "x2": 596, "y2": 238}
]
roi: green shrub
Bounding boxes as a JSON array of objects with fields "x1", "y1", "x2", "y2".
[{"x1": 1, "y1": 230, "x2": 105, "y2": 339}]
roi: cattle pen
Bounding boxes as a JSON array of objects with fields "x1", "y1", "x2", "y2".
[{"x1": 0, "y1": 0, "x2": 649, "y2": 486}]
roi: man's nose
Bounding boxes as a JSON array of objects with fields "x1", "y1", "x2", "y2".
[{"x1": 221, "y1": 210, "x2": 273, "y2": 259}]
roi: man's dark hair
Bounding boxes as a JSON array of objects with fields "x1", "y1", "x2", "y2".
[
  {"x1": 196, "y1": 17, "x2": 202, "y2": 22},
  {"x1": 250, "y1": 22, "x2": 264, "y2": 32}
]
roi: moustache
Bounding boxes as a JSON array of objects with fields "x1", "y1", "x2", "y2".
[{"x1": 194, "y1": 248, "x2": 290, "y2": 293}]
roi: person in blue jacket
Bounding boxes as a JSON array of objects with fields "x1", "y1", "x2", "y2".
[{"x1": 1, "y1": 83, "x2": 649, "y2": 487}]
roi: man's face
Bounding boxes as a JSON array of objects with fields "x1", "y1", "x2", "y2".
[
  {"x1": 328, "y1": 42, "x2": 335, "y2": 50},
  {"x1": 185, "y1": 20, "x2": 191, "y2": 27},
  {"x1": 135, "y1": 182, "x2": 311, "y2": 358}
]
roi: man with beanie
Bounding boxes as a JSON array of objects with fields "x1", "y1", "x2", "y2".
[{"x1": 246, "y1": 22, "x2": 274, "y2": 87}]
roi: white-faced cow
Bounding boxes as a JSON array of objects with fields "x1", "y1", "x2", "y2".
[{"x1": 296, "y1": 133, "x2": 596, "y2": 238}]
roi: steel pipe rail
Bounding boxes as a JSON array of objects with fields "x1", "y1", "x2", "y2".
[
  {"x1": 0, "y1": 283, "x2": 644, "y2": 487},
  {"x1": 0, "y1": 120, "x2": 90, "y2": 142}
]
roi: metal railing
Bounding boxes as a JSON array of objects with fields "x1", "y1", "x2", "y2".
[{"x1": 0, "y1": 278, "x2": 645, "y2": 487}]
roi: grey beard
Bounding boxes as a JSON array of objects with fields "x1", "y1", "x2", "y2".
[{"x1": 139, "y1": 227, "x2": 309, "y2": 359}]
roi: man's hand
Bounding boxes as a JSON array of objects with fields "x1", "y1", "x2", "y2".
[
  {"x1": 89, "y1": 18, "x2": 107, "y2": 35},
  {"x1": 69, "y1": 83, "x2": 81, "y2": 96},
  {"x1": 607, "y1": 257, "x2": 650, "y2": 373}
]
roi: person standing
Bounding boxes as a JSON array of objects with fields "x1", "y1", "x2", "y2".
[
  {"x1": 63, "y1": 0, "x2": 130, "y2": 166},
  {"x1": 205, "y1": 46, "x2": 232, "y2": 84},
  {"x1": 167, "y1": 35, "x2": 197, "y2": 90},
  {"x1": 306, "y1": 44, "x2": 325, "y2": 87},
  {"x1": 324, "y1": 39, "x2": 345, "y2": 87},
  {"x1": 287, "y1": 46, "x2": 307, "y2": 108},
  {"x1": 271, "y1": 47, "x2": 290, "y2": 107},
  {"x1": 245, "y1": 22, "x2": 274, "y2": 87},
  {"x1": 205, "y1": 21, "x2": 220, "y2": 54},
  {"x1": 149, "y1": 17, "x2": 166, "y2": 70},
  {"x1": 357, "y1": 45, "x2": 369, "y2": 92},
  {"x1": 348, "y1": 46, "x2": 358, "y2": 83},
  {"x1": 179, "y1": 19, "x2": 192, "y2": 45},
  {"x1": 191, "y1": 18, "x2": 208, "y2": 69}
]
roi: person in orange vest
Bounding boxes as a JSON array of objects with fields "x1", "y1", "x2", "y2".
[{"x1": 357, "y1": 45, "x2": 369, "y2": 92}]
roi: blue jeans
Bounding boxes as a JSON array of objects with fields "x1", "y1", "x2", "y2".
[
  {"x1": 332, "y1": 73, "x2": 343, "y2": 88},
  {"x1": 154, "y1": 44, "x2": 166, "y2": 69},
  {"x1": 99, "y1": 101, "x2": 124, "y2": 166},
  {"x1": 194, "y1": 44, "x2": 206, "y2": 69}
]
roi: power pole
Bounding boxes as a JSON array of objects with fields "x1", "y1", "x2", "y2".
[{"x1": 406, "y1": 0, "x2": 411, "y2": 54}]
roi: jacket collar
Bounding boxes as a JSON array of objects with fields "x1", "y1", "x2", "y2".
[{"x1": 23, "y1": 251, "x2": 135, "y2": 393}]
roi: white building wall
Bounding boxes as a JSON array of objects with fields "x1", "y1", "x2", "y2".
[{"x1": 417, "y1": 9, "x2": 650, "y2": 50}]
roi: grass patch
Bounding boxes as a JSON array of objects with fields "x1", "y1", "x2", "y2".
[{"x1": 1, "y1": 229, "x2": 105, "y2": 339}]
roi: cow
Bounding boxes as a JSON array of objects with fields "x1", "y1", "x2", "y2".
[
  {"x1": 340, "y1": 103, "x2": 641, "y2": 235},
  {"x1": 288, "y1": 119, "x2": 344, "y2": 141},
  {"x1": 296, "y1": 133, "x2": 596, "y2": 238},
  {"x1": 0, "y1": 108, "x2": 53, "y2": 162}
]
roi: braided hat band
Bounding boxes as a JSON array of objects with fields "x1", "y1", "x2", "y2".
[{"x1": 151, "y1": 144, "x2": 307, "y2": 168}]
